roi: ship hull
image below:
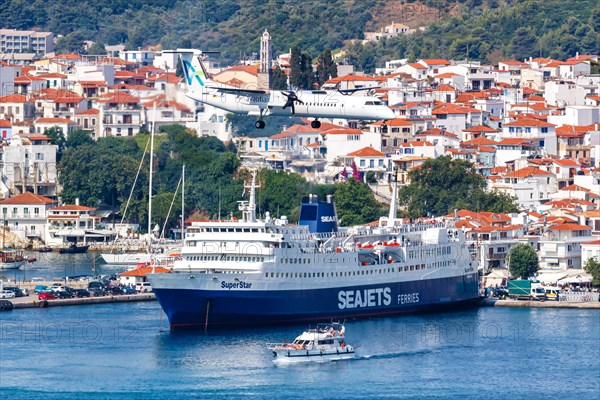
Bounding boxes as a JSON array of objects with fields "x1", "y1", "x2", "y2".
[{"x1": 151, "y1": 273, "x2": 479, "y2": 329}]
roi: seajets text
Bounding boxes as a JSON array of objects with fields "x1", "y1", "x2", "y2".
[
  {"x1": 338, "y1": 287, "x2": 392, "y2": 309},
  {"x1": 338, "y1": 288, "x2": 421, "y2": 309}
]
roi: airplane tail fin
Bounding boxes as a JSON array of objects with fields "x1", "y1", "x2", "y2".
[{"x1": 179, "y1": 50, "x2": 211, "y2": 93}]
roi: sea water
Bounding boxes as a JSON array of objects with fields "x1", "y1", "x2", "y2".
[
  {"x1": 1, "y1": 301, "x2": 598, "y2": 399},
  {"x1": 1, "y1": 253, "x2": 599, "y2": 399}
]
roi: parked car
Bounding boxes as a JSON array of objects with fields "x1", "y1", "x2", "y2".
[
  {"x1": 491, "y1": 287, "x2": 509, "y2": 299},
  {"x1": 88, "y1": 288, "x2": 106, "y2": 297},
  {"x1": 107, "y1": 286, "x2": 124, "y2": 295},
  {"x1": 53, "y1": 290, "x2": 71, "y2": 299},
  {"x1": 72, "y1": 289, "x2": 90, "y2": 298},
  {"x1": 135, "y1": 282, "x2": 152, "y2": 293},
  {"x1": 3, "y1": 286, "x2": 25, "y2": 297},
  {"x1": 88, "y1": 281, "x2": 107, "y2": 290},
  {"x1": 122, "y1": 286, "x2": 136, "y2": 295},
  {"x1": 0, "y1": 290, "x2": 16, "y2": 299},
  {"x1": 38, "y1": 291, "x2": 56, "y2": 300},
  {"x1": 34, "y1": 285, "x2": 49, "y2": 294}
]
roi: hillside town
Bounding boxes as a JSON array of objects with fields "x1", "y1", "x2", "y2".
[{"x1": 0, "y1": 28, "x2": 599, "y2": 282}]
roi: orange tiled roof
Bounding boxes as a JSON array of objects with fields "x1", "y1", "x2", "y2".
[
  {"x1": 461, "y1": 137, "x2": 497, "y2": 146},
  {"x1": 76, "y1": 108, "x2": 100, "y2": 116},
  {"x1": 36, "y1": 117, "x2": 77, "y2": 124},
  {"x1": 371, "y1": 119, "x2": 412, "y2": 127},
  {"x1": 553, "y1": 158, "x2": 579, "y2": 167},
  {"x1": 347, "y1": 146, "x2": 385, "y2": 157},
  {"x1": 420, "y1": 59, "x2": 451, "y2": 66},
  {"x1": 549, "y1": 223, "x2": 591, "y2": 231},
  {"x1": 463, "y1": 125, "x2": 497, "y2": 133},
  {"x1": 49, "y1": 204, "x2": 95, "y2": 211},
  {"x1": 408, "y1": 62, "x2": 427, "y2": 69},
  {"x1": 0, "y1": 94, "x2": 29, "y2": 103},
  {"x1": 503, "y1": 118, "x2": 555, "y2": 127},
  {"x1": 321, "y1": 128, "x2": 363, "y2": 136},
  {"x1": 560, "y1": 184, "x2": 590, "y2": 192},
  {"x1": 0, "y1": 192, "x2": 56, "y2": 205},
  {"x1": 504, "y1": 167, "x2": 553, "y2": 178},
  {"x1": 97, "y1": 91, "x2": 140, "y2": 104}
]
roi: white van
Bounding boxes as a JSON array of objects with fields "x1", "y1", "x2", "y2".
[
  {"x1": 544, "y1": 287, "x2": 561, "y2": 301},
  {"x1": 136, "y1": 282, "x2": 152, "y2": 293}
]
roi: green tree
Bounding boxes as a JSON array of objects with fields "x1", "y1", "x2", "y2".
[
  {"x1": 511, "y1": 28, "x2": 538, "y2": 60},
  {"x1": 583, "y1": 257, "x2": 600, "y2": 287},
  {"x1": 271, "y1": 65, "x2": 288, "y2": 90},
  {"x1": 334, "y1": 179, "x2": 386, "y2": 226},
  {"x1": 315, "y1": 48, "x2": 337, "y2": 86},
  {"x1": 398, "y1": 156, "x2": 518, "y2": 218},
  {"x1": 44, "y1": 126, "x2": 66, "y2": 156},
  {"x1": 289, "y1": 46, "x2": 314, "y2": 90},
  {"x1": 86, "y1": 41, "x2": 106, "y2": 55},
  {"x1": 54, "y1": 31, "x2": 87, "y2": 54},
  {"x1": 508, "y1": 243, "x2": 539, "y2": 279},
  {"x1": 65, "y1": 128, "x2": 94, "y2": 148}
]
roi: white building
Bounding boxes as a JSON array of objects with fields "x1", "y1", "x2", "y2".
[
  {"x1": 321, "y1": 127, "x2": 381, "y2": 165},
  {"x1": 120, "y1": 50, "x2": 154, "y2": 65},
  {"x1": 0, "y1": 192, "x2": 57, "y2": 243},
  {"x1": 581, "y1": 239, "x2": 600, "y2": 267},
  {"x1": 539, "y1": 223, "x2": 594, "y2": 270},
  {"x1": 500, "y1": 118, "x2": 557, "y2": 156},
  {"x1": 0, "y1": 133, "x2": 58, "y2": 198},
  {"x1": 0, "y1": 29, "x2": 54, "y2": 55},
  {"x1": 491, "y1": 166, "x2": 557, "y2": 210},
  {"x1": 46, "y1": 202, "x2": 116, "y2": 245},
  {"x1": 544, "y1": 80, "x2": 587, "y2": 107}
]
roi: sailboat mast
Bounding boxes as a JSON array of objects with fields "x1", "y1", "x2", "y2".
[
  {"x1": 181, "y1": 164, "x2": 185, "y2": 246},
  {"x1": 148, "y1": 104, "x2": 156, "y2": 255}
]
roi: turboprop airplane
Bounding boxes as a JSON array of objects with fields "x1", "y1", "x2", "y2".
[{"x1": 179, "y1": 49, "x2": 396, "y2": 129}]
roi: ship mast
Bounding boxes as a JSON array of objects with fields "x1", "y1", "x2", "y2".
[{"x1": 238, "y1": 170, "x2": 258, "y2": 222}]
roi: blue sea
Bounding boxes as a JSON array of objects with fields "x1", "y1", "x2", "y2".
[{"x1": 1, "y1": 254, "x2": 599, "y2": 399}]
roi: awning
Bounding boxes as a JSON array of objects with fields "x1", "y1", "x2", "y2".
[
  {"x1": 557, "y1": 274, "x2": 592, "y2": 284},
  {"x1": 536, "y1": 272, "x2": 567, "y2": 284}
]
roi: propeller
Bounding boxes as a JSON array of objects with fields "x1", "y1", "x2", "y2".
[{"x1": 281, "y1": 91, "x2": 304, "y2": 115}]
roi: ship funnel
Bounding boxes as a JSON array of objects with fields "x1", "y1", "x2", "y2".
[{"x1": 299, "y1": 195, "x2": 338, "y2": 233}]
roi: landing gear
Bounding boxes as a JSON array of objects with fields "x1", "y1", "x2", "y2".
[
  {"x1": 310, "y1": 120, "x2": 321, "y2": 129},
  {"x1": 381, "y1": 121, "x2": 389, "y2": 134},
  {"x1": 255, "y1": 120, "x2": 266, "y2": 129}
]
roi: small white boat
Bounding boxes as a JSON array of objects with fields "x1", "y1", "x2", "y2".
[
  {"x1": 266, "y1": 323, "x2": 356, "y2": 362},
  {"x1": 0, "y1": 249, "x2": 26, "y2": 270}
]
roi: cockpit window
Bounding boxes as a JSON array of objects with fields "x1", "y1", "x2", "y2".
[
  {"x1": 373, "y1": 100, "x2": 383, "y2": 105},
  {"x1": 365, "y1": 101, "x2": 374, "y2": 105}
]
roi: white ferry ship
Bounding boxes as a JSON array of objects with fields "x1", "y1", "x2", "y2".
[{"x1": 148, "y1": 172, "x2": 479, "y2": 329}]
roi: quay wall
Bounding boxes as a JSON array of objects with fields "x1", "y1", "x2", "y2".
[{"x1": 480, "y1": 297, "x2": 600, "y2": 309}]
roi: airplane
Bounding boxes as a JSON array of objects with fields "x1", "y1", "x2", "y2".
[{"x1": 179, "y1": 49, "x2": 396, "y2": 129}]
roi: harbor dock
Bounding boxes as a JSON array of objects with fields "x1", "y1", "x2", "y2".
[
  {"x1": 480, "y1": 297, "x2": 600, "y2": 309},
  {"x1": 1, "y1": 293, "x2": 156, "y2": 310}
]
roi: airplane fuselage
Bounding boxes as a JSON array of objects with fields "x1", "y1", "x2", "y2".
[{"x1": 186, "y1": 88, "x2": 396, "y2": 121}]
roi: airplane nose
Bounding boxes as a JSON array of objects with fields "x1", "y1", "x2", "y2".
[{"x1": 383, "y1": 107, "x2": 396, "y2": 120}]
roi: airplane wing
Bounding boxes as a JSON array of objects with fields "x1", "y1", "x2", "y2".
[
  {"x1": 206, "y1": 86, "x2": 268, "y2": 96},
  {"x1": 338, "y1": 86, "x2": 380, "y2": 95}
]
